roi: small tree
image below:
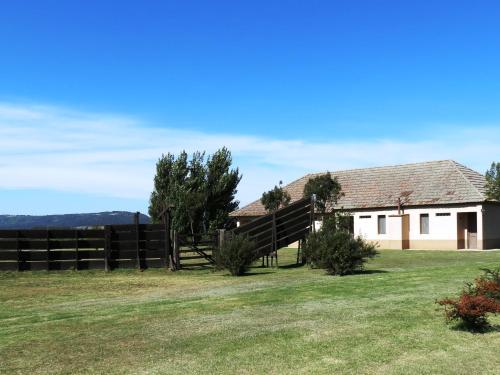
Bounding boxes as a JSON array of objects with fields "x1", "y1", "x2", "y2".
[
  {"x1": 485, "y1": 162, "x2": 500, "y2": 201},
  {"x1": 216, "y1": 234, "x2": 258, "y2": 276},
  {"x1": 260, "y1": 181, "x2": 291, "y2": 213},
  {"x1": 303, "y1": 173, "x2": 343, "y2": 215}
]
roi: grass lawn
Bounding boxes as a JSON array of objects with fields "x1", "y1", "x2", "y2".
[{"x1": 1, "y1": 249, "x2": 499, "y2": 375}]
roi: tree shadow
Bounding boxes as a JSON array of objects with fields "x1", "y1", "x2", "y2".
[
  {"x1": 240, "y1": 271, "x2": 275, "y2": 277},
  {"x1": 450, "y1": 323, "x2": 500, "y2": 334},
  {"x1": 278, "y1": 263, "x2": 306, "y2": 269},
  {"x1": 351, "y1": 269, "x2": 388, "y2": 275}
]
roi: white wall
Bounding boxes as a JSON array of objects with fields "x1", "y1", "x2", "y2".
[{"x1": 352, "y1": 204, "x2": 484, "y2": 249}]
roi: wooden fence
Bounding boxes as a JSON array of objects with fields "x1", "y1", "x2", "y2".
[
  {"x1": 0, "y1": 223, "x2": 168, "y2": 271},
  {"x1": 232, "y1": 197, "x2": 313, "y2": 257},
  {"x1": 0, "y1": 198, "x2": 314, "y2": 272}
]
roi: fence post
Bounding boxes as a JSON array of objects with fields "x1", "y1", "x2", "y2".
[
  {"x1": 173, "y1": 230, "x2": 180, "y2": 270},
  {"x1": 16, "y1": 230, "x2": 21, "y2": 272},
  {"x1": 272, "y1": 212, "x2": 277, "y2": 254},
  {"x1": 310, "y1": 194, "x2": 316, "y2": 233},
  {"x1": 216, "y1": 229, "x2": 225, "y2": 266},
  {"x1": 46, "y1": 229, "x2": 50, "y2": 271},
  {"x1": 134, "y1": 212, "x2": 141, "y2": 270},
  {"x1": 75, "y1": 229, "x2": 79, "y2": 271},
  {"x1": 296, "y1": 239, "x2": 301, "y2": 264},
  {"x1": 104, "y1": 225, "x2": 111, "y2": 272},
  {"x1": 163, "y1": 209, "x2": 174, "y2": 271}
]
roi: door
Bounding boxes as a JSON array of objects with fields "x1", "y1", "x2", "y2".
[
  {"x1": 467, "y1": 212, "x2": 477, "y2": 249},
  {"x1": 401, "y1": 214, "x2": 410, "y2": 249},
  {"x1": 457, "y1": 213, "x2": 466, "y2": 249}
]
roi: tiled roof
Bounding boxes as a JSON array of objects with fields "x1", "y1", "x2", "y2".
[{"x1": 231, "y1": 160, "x2": 488, "y2": 217}]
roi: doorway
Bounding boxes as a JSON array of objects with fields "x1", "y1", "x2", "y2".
[
  {"x1": 457, "y1": 212, "x2": 478, "y2": 249},
  {"x1": 401, "y1": 214, "x2": 410, "y2": 249}
]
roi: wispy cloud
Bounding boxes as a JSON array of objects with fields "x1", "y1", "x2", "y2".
[{"x1": 0, "y1": 102, "x2": 499, "y2": 208}]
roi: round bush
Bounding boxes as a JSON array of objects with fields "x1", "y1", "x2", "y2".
[
  {"x1": 303, "y1": 222, "x2": 377, "y2": 275},
  {"x1": 216, "y1": 234, "x2": 258, "y2": 276}
]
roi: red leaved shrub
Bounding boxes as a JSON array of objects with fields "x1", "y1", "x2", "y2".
[
  {"x1": 474, "y1": 268, "x2": 500, "y2": 301},
  {"x1": 438, "y1": 294, "x2": 500, "y2": 329},
  {"x1": 437, "y1": 268, "x2": 500, "y2": 331}
]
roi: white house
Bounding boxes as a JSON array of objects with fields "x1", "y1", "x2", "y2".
[{"x1": 230, "y1": 160, "x2": 500, "y2": 250}]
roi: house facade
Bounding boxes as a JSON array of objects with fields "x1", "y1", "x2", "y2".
[{"x1": 230, "y1": 160, "x2": 500, "y2": 250}]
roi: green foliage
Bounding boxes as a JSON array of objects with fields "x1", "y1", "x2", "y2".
[
  {"x1": 303, "y1": 217, "x2": 377, "y2": 275},
  {"x1": 335, "y1": 211, "x2": 354, "y2": 233},
  {"x1": 303, "y1": 172, "x2": 343, "y2": 213},
  {"x1": 148, "y1": 148, "x2": 241, "y2": 234},
  {"x1": 216, "y1": 234, "x2": 258, "y2": 276},
  {"x1": 260, "y1": 181, "x2": 291, "y2": 213},
  {"x1": 437, "y1": 268, "x2": 500, "y2": 331},
  {"x1": 485, "y1": 162, "x2": 500, "y2": 201}
]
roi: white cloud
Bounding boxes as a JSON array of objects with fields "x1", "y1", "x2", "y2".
[{"x1": 0, "y1": 101, "x2": 499, "y2": 207}]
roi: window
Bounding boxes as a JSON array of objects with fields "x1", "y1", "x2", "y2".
[
  {"x1": 436, "y1": 212, "x2": 450, "y2": 217},
  {"x1": 360, "y1": 215, "x2": 371, "y2": 219},
  {"x1": 420, "y1": 214, "x2": 429, "y2": 234},
  {"x1": 378, "y1": 215, "x2": 386, "y2": 234}
]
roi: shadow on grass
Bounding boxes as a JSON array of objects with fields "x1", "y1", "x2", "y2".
[
  {"x1": 450, "y1": 323, "x2": 500, "y2": 334},
  {"x1": 351, "y1": 269, "x2": 388, "y2": 275},
  {"x1": 277, "y1": 263, "x2": 305, "y2": 269},
  {"x1": 240, "y1": 271, "x2": 276, "y2": 277},
  {"x1": 248, "y1": 262, "x2": 305, "y2": 270}
]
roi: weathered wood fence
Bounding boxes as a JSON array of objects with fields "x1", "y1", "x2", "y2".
[
  {"x1": 232, "y1": 197, "x2": 313, "y2": 259},
  {"x1": 0, "y1": 222, "x2": 169, "y2": 271},
  {"x1": 0, "y1": 198, "x2": 313, "y2": 272}
]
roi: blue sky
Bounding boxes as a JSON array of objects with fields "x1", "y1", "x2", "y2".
[{"x1": 1, "y1": 1, "x2": 500, "y2": 215}]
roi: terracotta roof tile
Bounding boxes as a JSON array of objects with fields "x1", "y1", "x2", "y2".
[{"x1": 231, "y1": 160, "x2": 487, "y2": 217}]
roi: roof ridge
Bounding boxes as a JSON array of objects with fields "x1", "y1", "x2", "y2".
[
  {"x1": 312, "y1": 159, "x2": 453, "y2": 176},
  {"x1": 448, "y1": 160, "x2": 485, "y2": 200}
]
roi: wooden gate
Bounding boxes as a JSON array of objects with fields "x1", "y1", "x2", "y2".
[{"x1": 176, "y1": 232, "x2": 218, "y2": 269}]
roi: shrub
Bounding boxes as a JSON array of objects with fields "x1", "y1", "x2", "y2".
[
  {"x1": 438, "y1": 294, "x2": 500, "y2": 330},
  {"x1": 474, "y1": 268, "x2": 500, "y2": 301},
  {"x1": 437, "y1": 268, "x2": 500, "y2": 330},
  {"x1": 303, "y1": 217, "x2": 377, "y2": 275},
  {"x1": 216, "y1": 234, "x2": 258, "y2": 276}
]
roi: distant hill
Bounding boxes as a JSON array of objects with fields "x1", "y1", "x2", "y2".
[{"x1": 0, "y1": 211, "x2": 151, "y2": 229}]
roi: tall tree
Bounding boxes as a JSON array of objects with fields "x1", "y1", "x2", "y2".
[
  {"x1": 205, "y1": 148, "x2": 242, "y2": 231},
  {"x1": 260, "y1": 181, "x2": 291, "y2": 213},
  {"x1": 148, "y1": 148, "x2": 241, "y2": 234},
  {"x1": 485, "y1": 162, "x2": 500, "y2": 201},
  {"x1": 303, "y1": 172, "x2": 343, "y2": 214}
]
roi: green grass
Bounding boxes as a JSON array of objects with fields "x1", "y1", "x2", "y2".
[{"x1": 1, "y1": 249, "x2": 499, "y2": 375}]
